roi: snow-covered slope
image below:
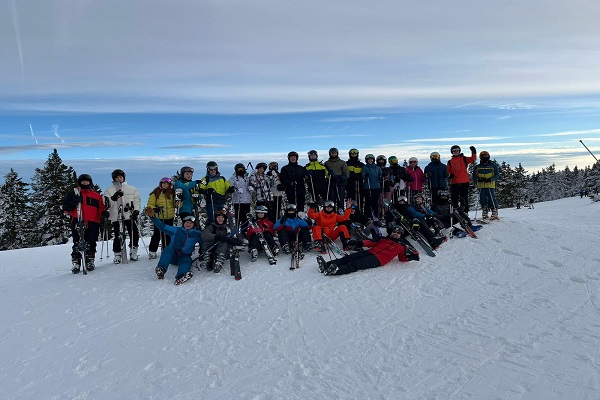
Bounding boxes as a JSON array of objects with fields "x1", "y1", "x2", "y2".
[{"x1": 1, "y1": 197, "x2": 599, "y2": 400}]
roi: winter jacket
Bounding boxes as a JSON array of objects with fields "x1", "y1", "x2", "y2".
[
  {"x1": 201, "y1": 221, "x2": 231, "y2": 244},
  {"x1": 475, "y1": 161, "x2": 500, "y2": 189},
  {"x1": 379, "y1": 166, "x2": 391, "y2": 191},
  {"x1": 153, "y1": 217, "x2": 202, "y2": 256},
  {"x1": 266, "y1": 170, "x2": 285, "y2": 197},
  {"x1": 229, "y1": 173, "x2": 253, "y2": 204},
  {"x1": 249, "y1": 171, "x2": 273, "y2": 202},
  {"x1": 246, "y1": 217, "x2": 275, "y2": 238},
  {"x1": 307, "y1": 207, "x2": 351, "y2": 230},
  {"x1": 324, "y1": 156, "x2": 349, "y2": 179},
  {"x1": 362, "y1": 163, "x2": 382, "y2": 190},
  {"x1": 104, "y1": 181, "x2": 142, "y2": 222},
  {"x1": 173, "y1": 179, "x2": 198, "y2": 215},
  {"x1": 305, "y1": 161, "x2": 329, "y2": 192},
  {"x1": 447, "y1": 153, "x2": 476, "y2": 185},
  {"x1": 280, "y1": 162, "x2": 306, "y2": 193},
  {"x1": 362, "y1": 237, "x2": 409, "y2": 264},
  {"x1": 274, "y1": 216, "x2": 309, "y2": 232},
  {"x1": 407, "y1": 204, "x2": 435, "y2": 220},
  {"x1": 147, "y1": 188, "x2": 176, "y2": 220},
  {"x1": 424, "y1": 159, "x2": 448, "y2": 188},
  {"x1": 346, "y1": 157, "x2": 364, "y2": 186},
  {"x1": 406, "y1": 166, "x2": 425, "y2": 191},
  {"x1": 389, "y1": 164, "x2": 409, "y2": 187},
  {"x1": 198, "y1": 174, "x2": 231, "y2": 204},
  {"x1": 63, "y1": 187, "x2": 105, "y2": 224}
]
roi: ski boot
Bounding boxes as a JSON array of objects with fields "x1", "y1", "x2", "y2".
[
  {"x1": 113, "y1": 252, "x2": 122, "y2": 264},
  {"x1": 430, "y1": 237, "x2": 446, "y2": 249},
  {"x1": 490, "y1": 209, "x2": 499, "y2": 220},
  {"x1": 130, "y1": 246, "x2": 139, "y2": 261},
  {"x1": 317, "y1": 255, "x2": 328, "y2": 273},
  {"x1": 324, "y1": 263, "x2": 339, "y2": 276},
  {"x1": 302, "y1": 242, "x2": 313, "y2": 253},
  {"x1": 272, "y1": 245, "x2": 280, "y2": 260},
  {"x1": 250, "y1": 248, "x2": 258, "y2": 262},
  {"x1": 481, "y1": 206, "x2": 489, "y2": 220},
  {"x1": 281, "y1": 243, "x2": 291, "y2": 254},
  {"x1": 175, "y1": 272, "x2": 193, "y2": 285},
  {"x1": 213, "y1": 253, "x2": 226, "y2": 273},
  {"x1": 149, "y1": 251, "x2": 157, "y2": 260},
  {"x1": 71, "y1": 258, "x2": 81, "y2": 274},
  {"x1": 85, "y1": 258, "x2": 95, "y2": 271},
  {"x1": 155, "y1": 266, "x2": 166, "y2": 280},
  {"x1": 313, "y1": 240, "x2": 325, "y2": 254}
]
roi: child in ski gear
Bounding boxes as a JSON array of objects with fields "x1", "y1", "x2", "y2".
[
  {"x1": 145, "y1": 208, "x2": 203, "y2": 283},
  {"x1": 103, "y1": 169, "x2": 142, "y2": 263},
  {"x1": 199, "y1": 209, "x2": 242, "y2": 273},
  {"x1": 62, "y1": 174, "x2": 106, "y2": 273},
  {"x1": 246, "y1": 205, "x2": 279, "y2": 262},
  {"x1": 406, "y1": 157, "x2": 424, "y2": 204},
  {"x1": 308, "y1": 199, "x2": 352, "y2": 253},
  {"x1": 249, "y1": 162, "x2": 273, "y2": 211},
  {"x1": 266, "y1": 161, "x2": 285, "y2": 223},
  {"x1": 197, "y1": 161, "x2": 235, "y2": 225},
  {"x1": 317, "y1": 223, "x2": 419, "y2": 276},
  {"x1": 424, "y1": 152, "x2": 448, "y2": 206},
  {"x1": 146, "y1": 177, "x2": 176, "y2": 259},
  {"x1": 229, "y1": 163, "x2": 253, "y2": 230},
  {"x1": 324, "y1": 147, "x2": 350, "y2": 209},
  {"x1": 388, "y1": 156, "x2": 410, "y2": 203},
  {"x1": 346, "y1": 148, "x2": 364, "y2": 207},
  {"x1": 362, "y1": 154, "x2": 382, "y2": 220},
  {"x1": 447, "y1": 145, "x2": 477, "y2": 212},
  {"x1": 305, "y1": 150, "x2": 329, "y2": 205},
  {"x1": 274, "y1": 203, "x2": 312, "y2": 254},
  {"x1": 280, "y1": 151, "x2": 307, "y2": 212},
  {"x1": 434, "y1": 190, "x2": 481, "y2": 236},
  {"x1": 474, "y1": 151, "x2": 500, "y2": 220},
  {"x1": 345, "y1": 200, "x2": 380, "y2": 243},
  {"x1": 409, "y1": 193, "x2": 444, "y2": 236},
  {"x1": 376, "y1": 155, "x2": 391, "y2": 219},
  {"x1": 173, "y1": 166, "x2": 198, "y2": 219},
  {"x1": 386, "y1": 196, "x2": 445, "y2": 249}
]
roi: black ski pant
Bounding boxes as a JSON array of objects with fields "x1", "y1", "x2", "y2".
[
  {"x1": 111, "y1": 220, "x2": 139, "y2": 252},
  {"x1": 248, "y1": 232, "x2": 277, "y2": 253},
  {"x1": 149, "y1": 218, "x2": 173, "y2": 252},
  {"x1": 233, "y1": 203, "x2": 251, "y2": 232},
  {"x1": 450, "y1": 182, "x2": 470, "y2": 212},
  {"x1": 363, "y1": 188, "x2": 381, "y2": 219},
  {"x1": 267, "y1": 197, "x2": 283, "y2": 224},
  {"x1": 285, "y1": 189, "x2": 305, "y2": 213},
  {"x1": 327, "y1": 251, "x2": 381, "y2": 275},
  {"x1": 70, "y1": 220, "x2": 100, "y2": 259},
  {"x1": 277, "y1": 227, "x2": 311, "y2": 246}
]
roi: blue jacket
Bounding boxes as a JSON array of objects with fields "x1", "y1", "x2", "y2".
[
  {"x1": 174, "y1": 179, "x2": 198, "y2": 215},
  {"x1": 274, "y1": 216, "x2": 309, "y2": 232},
  {"x1": 362, "y1": 163, "x2": 382, "y2": 190},
  {"x1": 153, "y1": 217, "x2": 203, "y2": 256},
  {"x1": 424, "y1": 160, "x2": 448, "y2": 188}
]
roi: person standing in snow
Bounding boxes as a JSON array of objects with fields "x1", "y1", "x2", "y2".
[
  {"x1": 146, "y1": 177, "x2": 176, "y2": 259},
  {"x1": 266, "y1": 161, "x2": 285, "y2": 223},
  {"x1": 229, "y1": 163, "x2": 253, "y2": 231},
  {"x1": 362, "y1": 154, "x2": 382, "y2": 220},
  {"x1": 474, "y1": 151, "x2": 500, "y2": 220},
  {"x1": 173, "y1": 166, "x2": 198, "y2": 219},
  {"x1": 249, "y1": 162, "x2": 273, "y2": 212},
  {"x1": 63, "y1": 173, "x2": 106, "y2": 273},
  {"x1": 197, "y1": 161, "x2": 235, "y2": 225},
  {"x1": 104, "y1": 169, "x2": 142, "y2": 263},
  {"x1": 324, "y1": 147, "x2": 350, "y2": 209},
  {"x1": 447, "y1": 145, "x2": 477, "y2": 213},
  {"x1": 346, "y1": 148, "x2": 365, "y2": 209},
  {"x1": 405, "y1": 157, "x2": 424, "y2": 204},
  {"x1": 279, "y1": 151, "x2": 307, "y2": 212},
  {"x1": 424, "y1": 152, "x2": 448, "y2": 206},
  {"x1": 305, "y1": 150, "x2": 328, "y2": 206}
]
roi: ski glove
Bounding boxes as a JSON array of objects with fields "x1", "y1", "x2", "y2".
[
  {"x1": 448, "y1": 173, "x2": 455, "y2": 179},
  {"x1": 226, "y1": 186, "x2": 235, "y2": 194},
  {"x1": 276, "y1": 184, "x2": 286, "y2": 191},
  {"x1": 279, "y1": 216, "x2": 288, "y2": 224},
  {"x1": 111, "y1": 190, "x2": 124, "y2": 201},
  {"x1": 215, "y1": 234, "x2": 227, "y2": 242},
  {"x1": 144, "y1": 207, "x2": 155, "y2": 218},
  {"x1": 101, "y1": 211, "x2": 110, "y2": 218},
  {"x1": 469, "y1": 146, "x2": 476, "y2": 154},
  {"x1": 347, "y1": 239, "x2": 363, "y2": 247},
  {"x1": 131, "y1": 210, "x2": 140, "y2": 219}
]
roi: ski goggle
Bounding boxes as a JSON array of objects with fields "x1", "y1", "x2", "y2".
[
  {"x1": 182, "y1": 168, "x2": 194, "y2": 174},
  {"x1": 160, "y1": 177, "x2": 173, "y2": 183},
  {"x1": 182, "y1": 215, "x2": 196, "y2": 223},
  {"x1": 324, "y1": 201, "x2": 335, "y2": 208},
  {"x1": 349, "y1": 149, "x2": 359, "y2": 156},
  {"x1": 388, "y1": 156, "x2": 398, "y2": 165},
  {"x1": 215, "y1": 209, "x2": 227, "y2": 217},
  {"x1": 207, "y1": 166, "x2": 218, "y2": 171}
]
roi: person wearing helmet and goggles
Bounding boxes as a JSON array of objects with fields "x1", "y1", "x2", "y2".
[
  {"x1": 146, "y1": 177, "x2": 176, "y2": 259},
  {"x1": 424, "y1": 152, "x2": 448, "y2": 206}
]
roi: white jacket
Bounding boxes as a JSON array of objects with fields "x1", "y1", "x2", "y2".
[{"x1": 103, "y1": 181, "x2": 142, "y2": 222}]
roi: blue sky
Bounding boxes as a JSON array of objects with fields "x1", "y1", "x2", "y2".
[{"x1": 2, "y1": 0, "x2": 600, "y2": 195}]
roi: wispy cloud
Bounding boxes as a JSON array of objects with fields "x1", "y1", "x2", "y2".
[
  {"x1": 321, "y1": 117, "x2": 386, "y2": 122},
  {"x1": 496, "y1": 116, "x2": 512, "y2": 120},
  {"x1": 406, "y1": 136, "x2": 512, "y2": 143},
  {"x1": 160, "y1": 144, "x2": 229, "y2": 149},
  {"x1": 537, "y1": 128, "x2": 600, "y2": 137},
  {"x1": 0, "y1": 142, "x2": 143, "y2": 154}
]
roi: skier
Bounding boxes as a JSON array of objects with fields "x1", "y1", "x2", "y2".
[
  {"x1": 173, "y1": 166, "x2": 198, "y2": 219},
  {"x1": 198, "y1": 209, "x2": 242, "y2": 273},
  {"x1": 362, "y1": 154, "x2": 382, "y2": 220},
  {"x1": 406, "y1": 157, "x2": 425, "y2": 204},
  {"x1": 388, "y1": 155, "x2": 410, "y2": 204},
  {"x1": 246, "y1": 205, "x2": 279, "y2": 262},
  {"x1": 386, "y1": 195, "x2": 445, "y2": 249},
  {"x1": 346, "y1": 148, "x2": 364, "y2": 208},
  {"x1": 266, "y1": 161, "x2": 285, "y2": 223},
  {"x1": 104, "y1": 169, "x2": 142, "y2": 263},
  {"x1": 146, "y1": 177, "x2": 176, "y2": 259},
  {"x1": 274, "y1": 203, "x2": 312, "y2": 255},
  {"x1": 447, "y1": 145, "x2": 477, "y2": 212},
  {"x1": 474, "y1": 151, "x2": 500, "y2": 220},
  {"x1": 279, "y1": 151, "x2": 307, "y2": 212},
  {"x1": 145, "y1": 208, "x2": 203, "y2": 284},
  {"x1": 434, "y1": 190, "x2": 481, "y2": 236},
  {"x1": 317, "y1": 223, "x2": 419, "y2": 276},
  {"x1": 424, "y1": 151, "x2": 448, "y2": 206},
  {"x1": 249, "y1": 162, "x2": 273, "y2": 212},
  {"x1": 229, "y1": 163, "x2": 253, "y2": 231},
  {"x1": 197, "y1": 161, "x2": 235, "y2": 225},
  {"x1": 305, "y1": 150, "x2": 328, "y2": 206},
  {"x1": 308, "y1": 199, "x2": 352, "y2": 253},
  {"x1": 324, "y1": 147, "x2": 350, "y2": 209},
  {"x1": 376, "y1": 155, "x2": 391, "y2": 219},
  {"x1": 62, "y1": 174, "x2": 106, "y2": 273}
]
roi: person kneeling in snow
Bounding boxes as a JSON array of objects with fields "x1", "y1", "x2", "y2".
[
  {"x1": 145, "y1": 207, "x2": 203, "y2": 284},
  {"x1": 317, "y1": 223, "x2": 419, "y2": 276}
]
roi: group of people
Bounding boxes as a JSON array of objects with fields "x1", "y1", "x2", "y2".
[{"x1": 63, "y1": 145, "x2": 501, "y2": 282}]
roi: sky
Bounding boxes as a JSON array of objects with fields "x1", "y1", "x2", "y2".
[
  {"x1": 2, "y1": 0, "x2": 600, "y2": 195},
  {"x1": 1, "y1": 197, "x2": 600, "y2": 399}
]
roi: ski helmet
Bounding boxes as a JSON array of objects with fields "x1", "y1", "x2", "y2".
[
  {"x1": 386, "y1": 223, "x2": 404, "y2": 235},
  {"x1": 408, "y1": 157, "x2": 418, "y2": 165},
  {"x1": 430, "y1": 151, "x2": 440, "y2": 161},
  {"x1": 324, "y1": 200, "x2": 335, "y2": 208},
  {"x1": 111, "y1": 169, "x2": 126, "y2": 180},
  {"x1": 365, "y1": 154, "x2": 375, "y2": 162},
  {"x1": 329, "y1": 147, "x2": 339, "y2": 156},
  {"x1": 206, "y1": 161, "x2": 218, "y2": 172},
  {"x1": 388, "y1": 156, "x2": 399, "y2": 165},
  {"x1": 215, "y1": 209, "x2": 227, "y2": 218},
  {"x1": 307, "y1": 150, "x2": 318, "y2": 159},
  {"x1": 349, "y1": 148, "x2": 359, "y2": 157},
  {"x1": 287, "y1": 151, "x2": 299, "y2": 160},
  {"x1": 413, "y1": 193, "x2": 424, "y2": 203},
  {"x1": 160, "y1": 177, "x2": 173, "y2": 184},
  {"x1": 268, "y1": 161, "x2": 279, "y2": 170},
  {"x1": 479, "y1": 151, "x2": 490, "y2": 161},
  {"x1": 77, "y1": 174, "x2": 93, "y2": 187},
  {"x1": 180, "y1": 166, "x2": 194, "y2": 175},
  {"x1": 256, "y1": 162, "x2": 267, "y2": 170},
  {"x1": 398, "y1": 195, "x2": 408, "y2": 203},
  {"x1": 450, "y1": 145, "x2": 461, "y2": 154},
  {"x1": 438, "y1": 190, "x2": 449, "y2": 198},
  {"x1": 376, "y1": 155, "x2": 387, "y2": 165},
  {"x1": 234, "y1": 163, "x2": 246, "y2": 172},
  {"x1": 255, "y1": 205, "x2": 268, "y2": 214}
]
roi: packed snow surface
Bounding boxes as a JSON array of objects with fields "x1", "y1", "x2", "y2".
[{"x1": 1, "y1": 197, "x2": 599, "y2": 400}]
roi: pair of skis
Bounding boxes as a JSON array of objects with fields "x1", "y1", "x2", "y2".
[
  {"x1": 382, "y1": 199, "x2": 437, "y2": 257},
  {"x1": 452, "y1": 210, "x2": 478, "y2": 238},
  {"x1": 246, "y1": 213, "x2": 277, "y2": 265},
  {"x1": 74, "y1": 188, "x2": 88, "y2": 275}
]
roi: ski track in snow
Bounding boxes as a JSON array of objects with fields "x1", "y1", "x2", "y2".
[{"x1": 1, "y1": 197, "x2": 600, "y2": 399}]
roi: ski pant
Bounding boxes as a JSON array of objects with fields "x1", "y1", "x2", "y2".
[
  {"x1": 70, "y1": 220, "x2": 100, "y2": 259},
  {"x1": 248, "y1": 232, "x2": 277, "y2": 253},
  {"x1": 277, "y1": 227, "x2": 311, "y2": 246},
  {"x1": 327, "y1": 251, "x2": 381, "y2": 275},
  {"x1": 268, "y1": 197, "x2": 283, "y2": 224},
  {"x1": 346, "y1": 180, "x2": 363, "y2": 204},
  {"x1": 450, "y1": 182, "x2": 470, "y2": 212},
  {"x1": 111, "y1": 220, "x2": 140, "y2": 252},
  {"x1": 430, "y1": 187, "x2": 446, "y2": 207},
  {"x1": 479, "y1": 188, "x2": 498, "y2": 210},
  {"x1": 363, "y1": 188, "x2": 381, "y2": 220},
  {"x1": 285, "y1": 189, "x2": 305, "y2": 213},
  {"x1": 233, "y1": 203, "x2": 251, "y2": 232},
  {"x1": 327, "y1": 179, "x2": 347, "y2": 209},
  {"x1": 157, "y1": 246, "x2": 193, "y2": 277},
  {"x1": 149, "y1": 218, "x2": 173, "y2": 252},
  {"x1": 312, "y1": 225, "x2": 350, "y2": 243}
]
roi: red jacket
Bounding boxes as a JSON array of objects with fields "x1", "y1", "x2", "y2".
[
  {"x1": 64, "y1": 188, "x2": 105, "y2": 224},
  {"x1": 446, "y1": 153, "x2": 476, "y2": 184},
  {"x1": 246, "y1": 218, "x2": 275, "y2": 238},
  {"x1": 363, "y1": 237, "x2": 409, "y2": 264}
]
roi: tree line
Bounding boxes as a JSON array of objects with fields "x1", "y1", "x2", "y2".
[{"x1": 1, "y1": 149, "x2": 599, "y2": 251}]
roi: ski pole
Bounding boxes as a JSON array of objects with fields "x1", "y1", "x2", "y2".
[
  {"x1": 580, "y1": 140, "x2": 598, "y2": 161},
  {"x1": 134, "y1": 218, "x2": 148, "y2": 254}
]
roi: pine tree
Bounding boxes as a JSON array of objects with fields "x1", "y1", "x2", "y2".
[
  {"x1": 30, "y1": 149, "x2": 77, "y2": 246},
  {"x1": 0, "y1": 169, "x2": 32, "y2": 250}
]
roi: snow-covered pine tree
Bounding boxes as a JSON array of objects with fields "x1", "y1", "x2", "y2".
[
  {"x1": 30, "y1": 149, "x2": 77, "y2": 246},
  {"x1": 0, "y1": 169, "x2": 32, "y2": 250}
]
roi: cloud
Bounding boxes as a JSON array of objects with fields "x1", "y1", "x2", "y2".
[
  {"x1": 496, "y1": 116, "x2": 512, "y2": 120},
  {"x1": 537, "y1": 128, "x2": 600, "y2": 137},
  {"x1": 321, "y1": 117, "x2": 386, "y2": 122},
  {"x1": 160, "y1": 144, "x2": 230, "y2": 149},
  {"x1": 406, "y1": 136, "x2": 512, "y2": 143},
  {"x1": 0, "y1": 142, "x2": 143, "y2": 154}
]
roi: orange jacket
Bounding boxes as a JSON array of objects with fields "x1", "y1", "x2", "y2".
[
  {"x1": 446, "y1": 153, "x2": 476, "y2": 184},
  {"x1": 307, "y1": 207, "x2": 351, "y2": 230}
]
